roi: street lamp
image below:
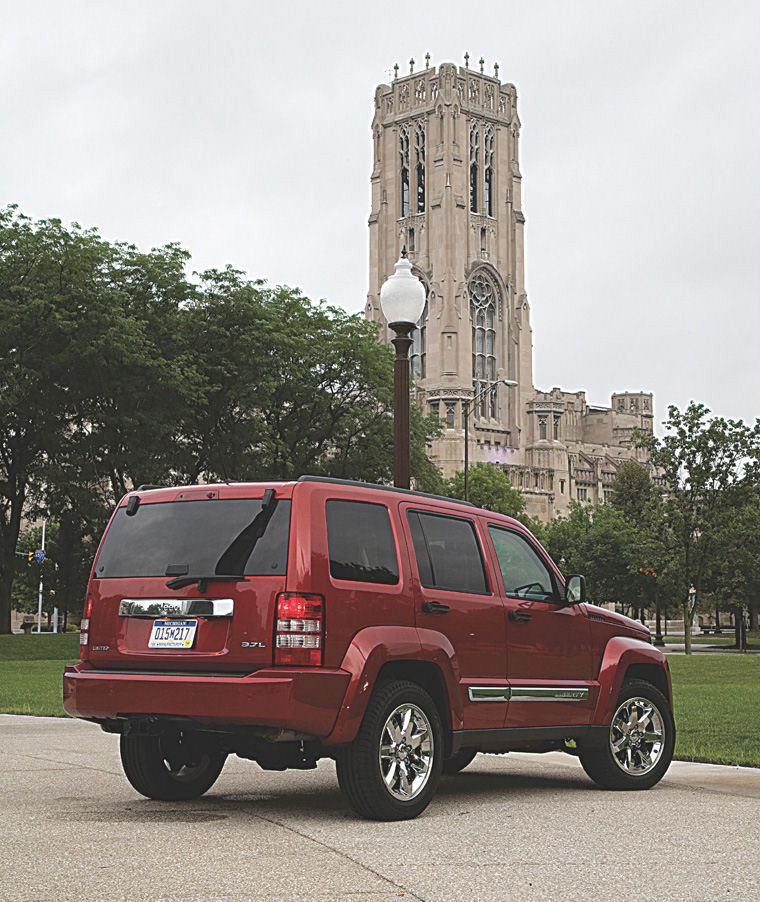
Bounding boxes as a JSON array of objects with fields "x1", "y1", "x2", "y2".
[
  {"x1": 463, "y1": 378, "x2": 518, "y2": 502},
  {"x1": 379, "y1": 248, "x2": 426, "y2": 489}
]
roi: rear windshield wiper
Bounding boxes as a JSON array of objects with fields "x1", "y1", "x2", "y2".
[
  {"x1": 213, "y1": 488, "x2": 279, "y2": 577},
  {"x1": 165, "y1": 574, "x2": 243, "y2": 592}
]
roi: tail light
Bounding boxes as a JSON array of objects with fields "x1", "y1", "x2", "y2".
[
  {"x1": 79, "y1": 594, "x2": 93, "y2": 660},
  {"x1": 274, "y1": 593, "x2": 324, "y2": 666}
]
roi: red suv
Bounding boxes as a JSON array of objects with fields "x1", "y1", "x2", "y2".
[{"x1": 64, "y1": 477, "x2": 675, "y2": 820}]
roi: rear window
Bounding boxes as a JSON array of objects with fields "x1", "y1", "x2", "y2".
[
  {"x1": 325, "y1": 499, "x2": 399, "y2": 585},
  {"x1": 94, "y1": 498, "x2": 291, "y2": 578}
]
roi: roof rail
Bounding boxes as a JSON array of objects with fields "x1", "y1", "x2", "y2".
[
  {"x1": 135, "y1": 484, "x2": 164, "y2": 491},
  {"x1": 296, "y1": 475, "x2": 475, "y2": 508}
]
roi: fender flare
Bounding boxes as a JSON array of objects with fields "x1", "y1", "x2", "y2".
[
  {"x1": 593, "y1": 636, "x2": 673, "y2": 725},
  {"x1": 323, "y1": 626, "x2": 462, "y2": 746}
]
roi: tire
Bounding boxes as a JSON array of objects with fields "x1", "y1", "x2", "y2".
[
  {"x1": 336, "y1": 679, "x2": 444, "y2": 821},
  {"x1": 442, "y1": 748, "x2": 477, "y2": 774},
  {"x1": 578, "y1": 679, "x2": 675, "y2": 790},
  {"x1": 120, "y1": 728, "x2": 227, "y2": 801}
]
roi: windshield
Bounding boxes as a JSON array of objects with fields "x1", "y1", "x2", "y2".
[{"x1": 94, "y1": 498, "x2": 291, "y2": 579}]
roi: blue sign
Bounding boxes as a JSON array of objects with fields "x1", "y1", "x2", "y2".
[{"x1": 33, "y1": 550, "x2": 45, "y2": 564}]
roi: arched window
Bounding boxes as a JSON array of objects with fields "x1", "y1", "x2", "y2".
[
  {"x1": 411, "y1": 270, "x2": 429, "y2": 380},
  {"x1": 484, "y1": 126, "x2": 494, "y2": 217},
  {"x1": 469, "y1": 270, "x2": 499, "y2": 419},
  {"x1": 469, "y1": 123, "x2": 479, "y2": 213},
  {"x1": 400, "y1": 126, "x2": 410, "y2": 217},
  {"x1": 415, "y1": 121, "x2": 425, "y2": 213}
]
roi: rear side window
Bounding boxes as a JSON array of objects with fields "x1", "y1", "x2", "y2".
[
  {"x1": 95, "y1": 498, "x2": 291, "y2": 578},
  {"x1": 488, "y1": 526, "x2": 556, "y2": 601},
  {"x1": 326, "y1": 500, "x2": 399, "y2": 585},
  {"x1": 407, "y1": 510, "x2": 489, "y2": 595}
]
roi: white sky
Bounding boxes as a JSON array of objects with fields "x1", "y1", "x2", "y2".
[{"x1": 2, "y1": 1, "x2": 759, "y2": 427}]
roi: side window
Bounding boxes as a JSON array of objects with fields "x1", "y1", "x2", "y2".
[
  {"x1": 326, "y1": 500, "x2": 399, "y2": 585},
  {"x1": 407, "y1": 510, "x2": 489, "y2": 595},
  {"x1": 488, "y1": 527, "x2": 556, "y2": 602}
]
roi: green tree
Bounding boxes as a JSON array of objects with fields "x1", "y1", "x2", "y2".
[
  {"x1": 444, "y1": 462, "x2": 525, "y2": 517},
  {"x1": 174, "y1": 270, "x2": 440, "y2": 486},
  {"x1": 639, "y1": 402, "x2": 760, "y2": 653},
  {"x1": 543, "y1": 502, "x2": 640, "y2": 611}
]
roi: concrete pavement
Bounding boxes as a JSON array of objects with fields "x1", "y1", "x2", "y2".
[{"x1": 1, "y1": 715, "x2": 758, "y2": 902}]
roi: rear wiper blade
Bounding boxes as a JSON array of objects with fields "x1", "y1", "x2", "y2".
[{"x1": 165, "y1": 574, "x2": 243, "y2": 592}]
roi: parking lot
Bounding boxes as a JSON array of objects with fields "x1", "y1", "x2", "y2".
[{"x1": 1, "y1": 715, "x2": 759, "y2": 901}]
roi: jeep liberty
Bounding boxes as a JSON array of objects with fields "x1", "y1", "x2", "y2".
[{"x1": 63, "y1": 476, "x2": 675, "y2": 820}]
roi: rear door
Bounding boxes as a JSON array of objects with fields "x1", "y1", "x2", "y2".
[
  {"x1": 85, "y1": 486, "x2": 291, "y2": 673},
  {"x1": 402, "y1": 504, "x2": 508, "y2": 731},
  {"x1": 485, "y1": 523, "x2": 594, "y2": 727}
]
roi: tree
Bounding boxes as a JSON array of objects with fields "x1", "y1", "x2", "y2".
[
  {"x1": 0, "y1": 208, "x2": 443, "y2": 633},
  {"x1": 174, "y1": 270, "x2": 441, "y2": 486},
  {"x1": 444, "y1": 463, "x2": 525, "y2": 517},
  {"x1": 639, "y1": 402, "x2": 760, "y2": 653},
  {"x1": 543, "y1": 502, "x2": 639, "y2": 609}
]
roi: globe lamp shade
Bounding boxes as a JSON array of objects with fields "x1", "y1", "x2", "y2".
[{"x1": 379, "y1": 254, "x2": 426, "y2": 328}]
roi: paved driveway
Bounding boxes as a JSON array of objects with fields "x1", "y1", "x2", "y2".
[{"x1": 1, "y1": 715, "x2": 758, "y2": 901}]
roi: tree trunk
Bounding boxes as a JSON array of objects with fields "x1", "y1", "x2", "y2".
[
  {"x1": 750, "y1": 603, "x2": 758, "y2": 633},
  {"x1": 683, "y1": 602, "x2": 692, "y2": 655}
]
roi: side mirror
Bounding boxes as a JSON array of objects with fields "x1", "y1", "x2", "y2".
[{"x1": 565, "y1": 574, "x2": 586, "y2": 605}]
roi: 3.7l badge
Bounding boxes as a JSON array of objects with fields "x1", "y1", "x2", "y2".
[{"x1": 241, "y1": 641, "x2": 266, "y2": 648}]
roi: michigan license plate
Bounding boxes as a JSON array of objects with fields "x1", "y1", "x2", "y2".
[{"x1": 148, "y1": 619, "x2": 198, "y2": 649}]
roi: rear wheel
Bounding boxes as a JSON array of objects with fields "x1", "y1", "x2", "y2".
[
  {"x1": 442, "y1": 748, "x2": 477, "y2": 774},
  {"x1": 336, "y1": 680, "x2": 443, "y2": 821},
  {"x1": 120, "y1": 728, "x2": 227, "y2": 801},
  {"x1": 578, "y1": 679, "x2": 675, "y2": 790}
]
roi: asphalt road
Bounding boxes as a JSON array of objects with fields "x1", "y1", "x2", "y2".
[{"x1": 2, "y1": 715, "x2": 758, "y2": 902}]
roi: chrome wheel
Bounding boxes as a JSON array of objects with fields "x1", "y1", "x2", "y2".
[
  {"x1": 609, "y1": 696, "x2": 665, "y2": 776},
  {"x1": 378, "y1": 703, "x2": 434, "y2": 801}
]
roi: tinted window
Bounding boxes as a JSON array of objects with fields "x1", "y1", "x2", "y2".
[
  {"x1": 95, "y1": 499, "x2": 291, "y2": 578},
  {"x1": 326, "y1": 500, "x2": 399, "y2": 585},
  {"x1": 407, "y1": 511, "x2": 489, "y2": 595},
  {"x1": 488, "y1": 526, "x2": 555, "y2": 601}
]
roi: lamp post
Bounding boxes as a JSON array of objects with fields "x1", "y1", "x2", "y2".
[
  {"x1": 379, "y1": 248, "x2": 426, "y2": 489},
  {"x1": 463, "y1": 378, "x2": 518, "y2": 502}
]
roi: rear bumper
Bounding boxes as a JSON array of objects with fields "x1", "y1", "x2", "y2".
[{"x1": 63, "y1": 663, "x2": 350, "y2": 738}]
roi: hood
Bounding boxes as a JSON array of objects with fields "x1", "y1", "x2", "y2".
[{"x1": 584, "y1": 604, "x2": 651, "y2": 642}]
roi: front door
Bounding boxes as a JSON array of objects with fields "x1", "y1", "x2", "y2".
[{"x1": 485, "y1": 524, "x2": 594, "y2": 728}]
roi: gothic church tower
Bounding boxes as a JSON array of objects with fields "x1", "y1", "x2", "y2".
[
  {"x1": 366, "y1": 58, "x2": 534, "y2": 476},
  {"x1": 366, "y1": 58, "x2": 655, "y2": 519}
]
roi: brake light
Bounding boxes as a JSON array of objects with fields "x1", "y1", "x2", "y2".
[
  {"x1": 79, "y1": 594, "x2": 93, "y2": 660},
  {"x1": 274, "y1": 593, "x2": 324, "y2": 666}
]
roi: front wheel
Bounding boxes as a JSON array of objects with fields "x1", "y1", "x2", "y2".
[
  {"x1": 120, "y1": 728, "x2": 227, "y2": 801},
  {"x1": 336, "y1": 680, "x2": 444, "y2": 821},
  {"x1": 578, "y1": 679, "x2": 675, "y2": 790}
]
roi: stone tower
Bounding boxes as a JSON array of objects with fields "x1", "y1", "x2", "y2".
[
  {"x1": 366, "y1": 58, "x2": 655, "y2": 519},
  {"x1": 365, "y1": 59, "x2": 533, "y2": 476}
]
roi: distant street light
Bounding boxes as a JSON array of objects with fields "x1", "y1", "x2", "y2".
[
  {"x1": 379, "y1": 248, "x2": 426, "y2": 489},
  {"x1": 463, "y1": 378, "x2": 518, "y2": 502}
]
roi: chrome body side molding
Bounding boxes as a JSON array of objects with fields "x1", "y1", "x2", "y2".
[
  {"x1": 468, "y1": 685, "x2": 589, "y2": 702},
  {"x1": 468, "y1": 686, "x2": 509, "y2": 702},
  {"x1": 118, "y1": 598, "x2": 234, "y2": 618}
]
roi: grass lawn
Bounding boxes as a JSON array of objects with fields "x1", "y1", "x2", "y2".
[
  {"x1": 0, "y1": 634, "x2": 758, "y2": 768},
  {"x1": 0, "y1": 633, "x2": 79, "y2": 717},
  {"x1": 669, "y1": 654, "x2": 760, "y2": 768}
]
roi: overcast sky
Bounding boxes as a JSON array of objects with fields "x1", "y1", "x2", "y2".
[{"x1": 2, "y1": 1, "x2": 759, "y2": 428}]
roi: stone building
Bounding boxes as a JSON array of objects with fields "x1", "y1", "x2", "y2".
[{"x1": 365, "y1": 57, "x2": 653, "y2": 520}]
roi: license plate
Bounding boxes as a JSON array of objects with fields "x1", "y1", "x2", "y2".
[{"x1": 149, "y1": 619, "x2": 198, "y2": 649}]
